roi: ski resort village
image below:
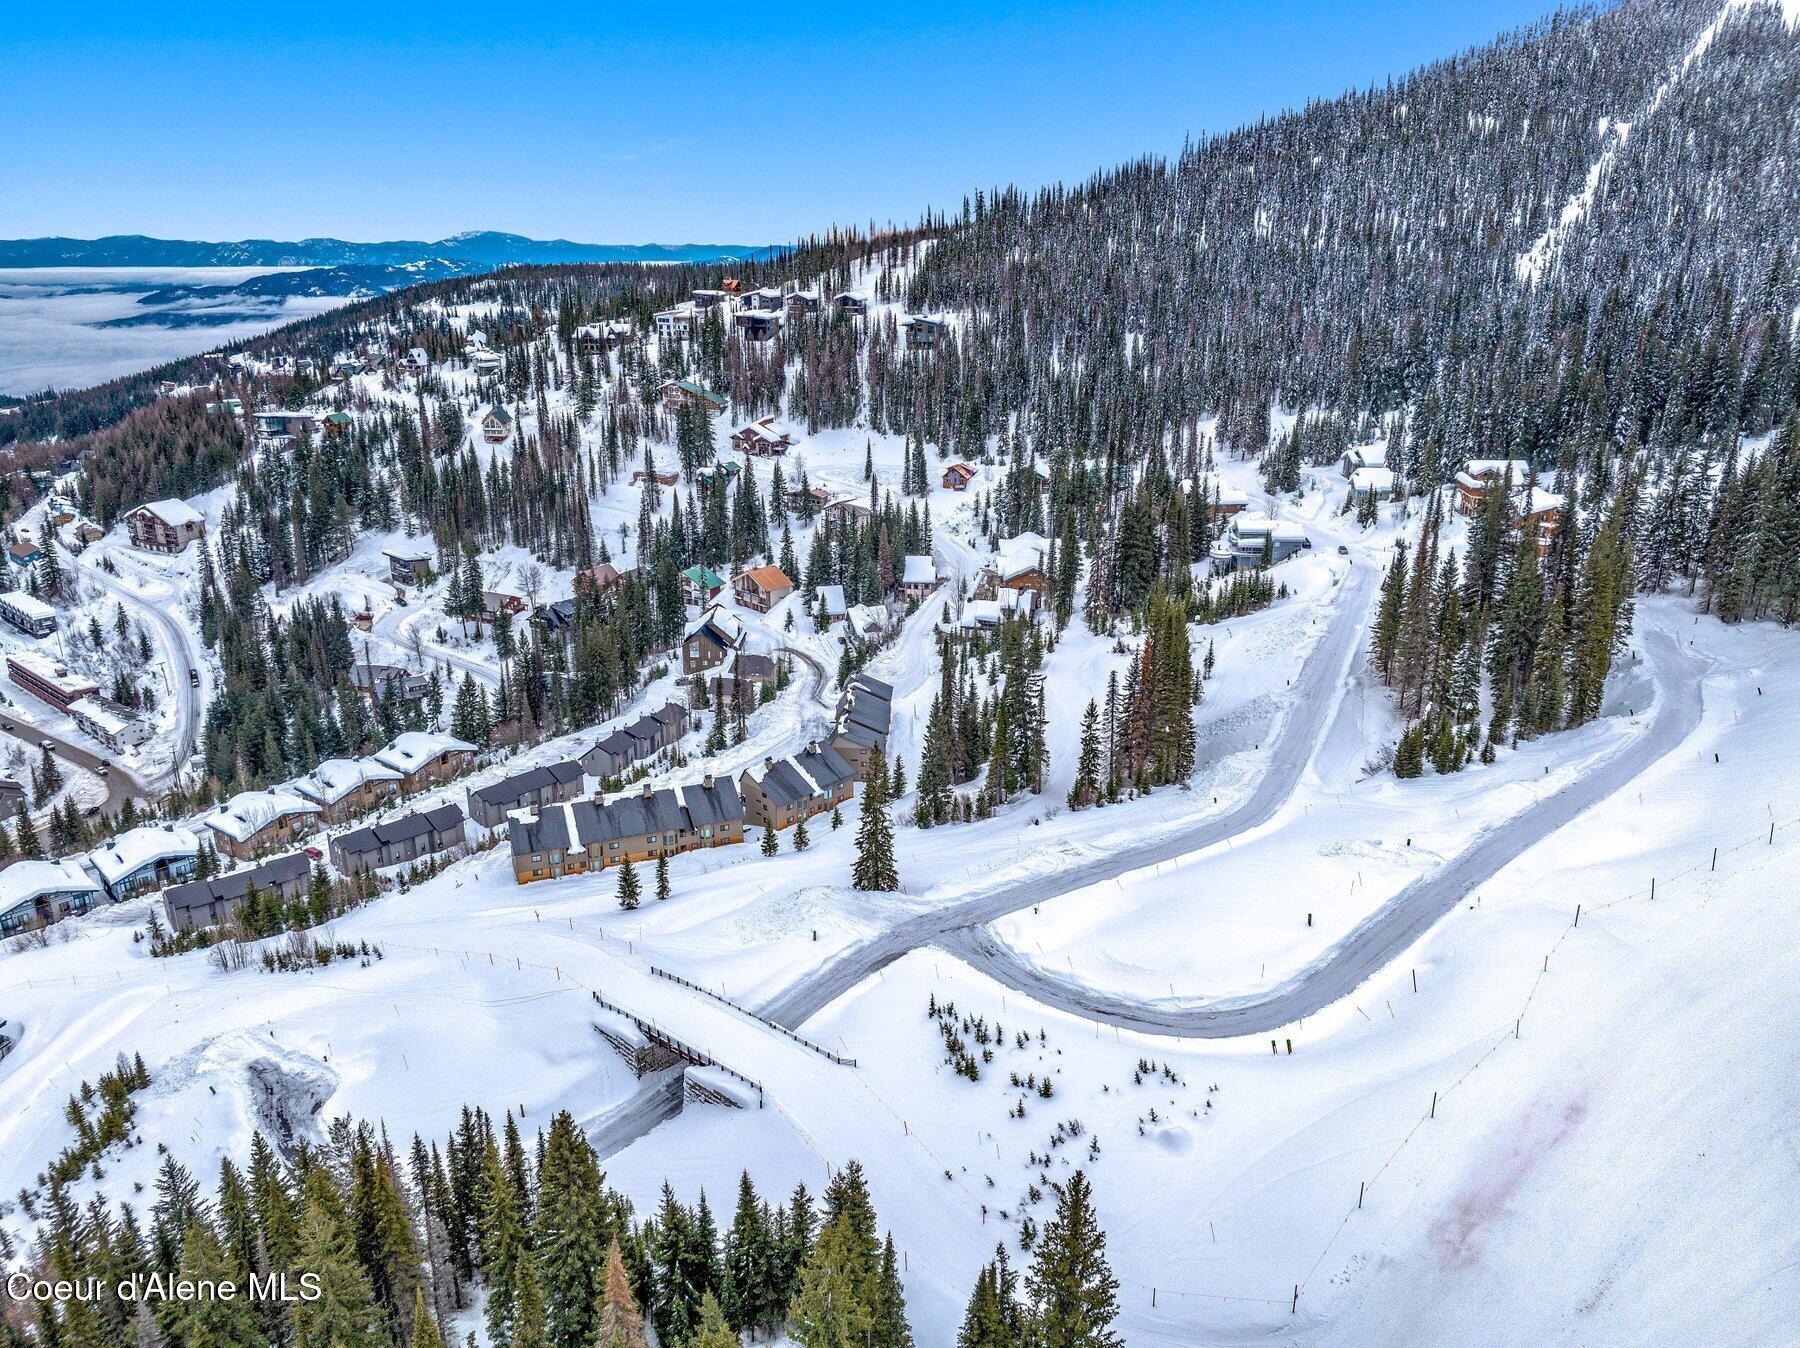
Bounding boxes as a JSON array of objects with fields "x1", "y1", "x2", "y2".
[{"x1": 1, "y1": 1, "x2": 1798, "y2": 1344}]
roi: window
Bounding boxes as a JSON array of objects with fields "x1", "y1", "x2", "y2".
[{"x1": 530, "y1": 854, "x2": 542, "y2": 864}]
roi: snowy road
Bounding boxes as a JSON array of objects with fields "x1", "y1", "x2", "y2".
[
  {"x1": 938, "y1": 626, "x2": 1707, "y2": 1035},
  {"x1": 69, "y1": 544, "x2": 202, "y2": 792},
  {"x1": 370, "y1": 604, "x2": 502, "y2": 689},
  {"x1": 760, "y1": 561, "x2": 1383, "y2": 1030}
]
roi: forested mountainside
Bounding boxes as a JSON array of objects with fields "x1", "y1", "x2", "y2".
[{"x1": 5, "y1": 0, "x2": 1797, "y2": 623}]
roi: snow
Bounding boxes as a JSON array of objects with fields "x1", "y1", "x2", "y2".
[
  {"x1": 133, "y1": 498, "x2": 204, "y2": 528},
  {"x1": 83, "y1": 824, "x2": 201, "y2": 890},
  {"x1": 292, "y1": 756, "x2": 404, "y2": 806},
  {"x1": 374, "y1": 731, "x2": 477, "y2": 776},
  {"x1": 200, "y1": 789, "x2": 320, "y2": 844}
]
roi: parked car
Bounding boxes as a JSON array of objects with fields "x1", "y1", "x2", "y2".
[
  {"x1": 304, "y1": 846, "x2": 323, "y2": 861},
  {"x1": 189, "y1": 668, "x2": 200, "y2": 687},
  {"x1": 1337, "y1": 544, "x2": 1349, "y2": 555},
  {"x1": 95, "y1": 765, "x2": 109, "y2": 777}
]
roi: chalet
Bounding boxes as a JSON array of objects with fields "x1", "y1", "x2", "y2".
[
  {"x1": 253, "y1": 409, "x2": 319, "y2": 442},
  {"x1": 468, "y1": 759, "x2": 585, "y2": 829},
  {"x1": 1349, "y1": 466, "x2": 1395, "y2": 497},
  {"x1": 739, "y1": 742, "x2": 856, "y2": 831},
  {"x1": 633, "y1": 469, "x2": 680, "y2": 488},
  {"x1": 347, "y1": 663, "x2": 432, "y2": 706},
  {"x1": 480, "y1": 589, "x2": 528, "y2": 623},
  {"x1": 1338, "y1": 446, "x2": 1386, "y2": 477},
  {"x1": 125, "y1": 499, "x2": 206, "y2": 553},
  {"x1": 821, "y1": 495, "x2": 872, "y2": 526},
  {"x1": 979, "y1": 532, "x2": 1051, "y2": 601},
  {"x1": 1208, "y1": 514, "x2": 1312, "y2": 572},
  {"x1": 829, "y1": 673, "x2": 893, "y2": 780},
  {"x1": 1513, "y1": 488, "x2": 1568, "y2": 554},
  {"x1": 0, "y1": 859, "x2": 107, "y2": 938},
  {"x1": 846, "y1": 604, "x2": 891, "y2": 645},
  {"x1": 0, "y1": 591, "x2": 56, "y2": 638},
  {"x1": 832, "y1": 292, "x2": 869, "y2": 316},
  {"x1": 731, "y1": 417, "x2": 793, "y2": 457},
  {"x1": 373, "y1": 731, "x2": 477, "y2": 792},
  {"x1": 784, "y1": 290, "x2": 821, "y2": 319},
  {"x1": 481, "y1": 404, "x2": 514, "y2": 444},
  {"x1": 692, "y1": 288, "x2": 731, "y2": 309},
  {"x1": 574, "y1": 321, "x2": 630, "y2": 352},
  {"x1": 470, "y1": 348, "x2": 503, "y2": 376},
  {"x1": 330, "y1": 803, "x2": 467, "y2": 876},
  {"x1": 6, "y1": 538, "x2": 42, "y2": 569},
  {"x1": 697, "y1": 460, "x2": 741, "y2": 489},
  {"x1": 815, "y1": 584, "x2": 848, "y2": 624},
  {"x1": 734, "y1": 564, "x2": 794, "y2": 613},
  {"x1": 68, "y1": 696, "x2": 150, "y2": 752},
  {"x1": 401, "y1": 346, "x2": 430, "y2": 373},
  {"x1": 531, "y1": 599, "x2": 578, "y2": 635},
  {"x1": 942, "y1": 462, "x2": 978, "y2": 491},
  {"x1": 712, "y1": 652, "x2": 778, "y2": 705},
  {"x1": 958, "y1": 587, "x2": 1034, "y2": 630},
  {"x1": 201, "y1": 789, "x2": 321, "y2": 862},
  {"x1": 903, "y1": 315, "x2": 948, "y2": 349},
  {"x1": 86, "y1": 825, "x2": 201, "y2": 901},
  {"x1": 659, "y1": 379, "x2": 728, "y2": 416},
  {"x1": 788, "y1": 484, "x2": 833, "y2": 512},
  {"x1": 575, "y1": 562, "x2": 628, "y2": 596},
  {"x1": 654, "y1": 305, "x2": 698, "y2": 343},
  {"x1": 291, "y1": 757, "x2": 404, "y2": 824},
  {"x1": 507, "y1": 774, "x2": 744, "y2": 884},
  {"x1": 321, "y1": 411, "x2": 353, "y2": 439},
  {"x1": 681, "y1": 564, "x2": 727, "y2": 605},
  {"x1": 901, "y1": 554, "x2": 939, "y2": 599},
  {"x1": 1452, "y1": 459, "x2": 1534, "y2": 516},
  {"x1": 162, "y1": 853, "x2": 310, "y2": 934},
  {"x1": 383, "y1": 541, "x2": 435, "y2": 586},
  {"x1": 7, "y1": 651, "x2": 99, "y2": 713},
  {"x1": 329, "y1": 355, "x2": 365, "y2": 379},
  {"x1": 681, "y1": 607, "x2": 743, "y2": 676},
  {"x1": 1191, "y1": 473, "x2": 1251, "y2": 520},
  {"x1": 734, "y1": 311, "x2": 780, "y2": 343}
]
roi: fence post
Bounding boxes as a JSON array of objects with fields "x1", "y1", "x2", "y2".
[
  {"x1": 1430, "y1": 1091, "x2": 1437, "y2": 1119},
  {"x1": 1357, "y1": 1181, "x2": 1364, "y2": 1210}
]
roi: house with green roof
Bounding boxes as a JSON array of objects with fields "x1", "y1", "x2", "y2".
[
  {"x1": 680, "y1": 564, "x2": 726, "y2": 604},
  {"x1": 659, "y1": 379, "x2": 728, "y2": 415}
]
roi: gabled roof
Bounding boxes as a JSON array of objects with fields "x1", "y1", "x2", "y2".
[
  {"x1": 681, "y1": 564, "x2": 726, "y2": 589},
  {"x1": 902, "y1": 554, "x2": 936, "y2": 585},
  {"x1": 472, "y1": 759, "x2": 584, "y2": 808},
  {"x1": 374, "y1": 732, "x2": 477, "y2": 775},
  {"x1": 484, "y1": 404, "x2": 514, "y2": 426},
  {"x1": 132, "y1": 498, "x2": 205, "y2": 528},
  {"x1": 162, "y1": 853, "x2": 310, "y2": 913},
  {"x1": 739, "y1": 564, "x2": 792, "y2": 593},
  {"x1": 202, "y1": 790, "x2": 319, "y2": 843}
]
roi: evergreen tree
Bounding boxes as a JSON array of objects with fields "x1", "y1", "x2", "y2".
[
  {"x1": 852, "y1": 753, "x2": 899, "y2": 892},
  {"x1": 1026, "y1": 1172, "x2": 1120, "y2": 1348},
  {"x1": 616, "y1": 858, "x2": 641, "y2": 911}
]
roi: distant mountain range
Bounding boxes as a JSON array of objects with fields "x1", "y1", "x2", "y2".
[{"x1": 0, "y1": 231, "x2": 773, "y2": 270}]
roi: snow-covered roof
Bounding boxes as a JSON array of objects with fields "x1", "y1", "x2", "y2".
[
  {"x1": 132, "y1": 498, "x2": 204, "y2": 528},
  {"x1": 816, "y1": 584, "x2": 847, "y2": 617},
  {"x1": 1192, "y1": 473, "x2": 1250, "y2": 507},
  {"x1": 1350, "y1": 466, "x2": 1395, "y2": 493},
  {"x1": 292, "y1": 757, "x2": 404, "y2": 806},
  {"x1": 1462, "y1": 458, "x2": 1532, "y2": 482},
  {"x1": 0, "y1": 858, "x2": 103, "y2": 909},
  {"x1": 0, "y1": 591, "x2": 55, "y2": 621},
  {"x1": 374, "y1": 732, "x2": 477, "y2": 776},
  {"x1": 201, "y1": 790, "x2": 320, "y2": 843},
  {"x1": 992, "y1": 532, "x2": 1050, "y2": 579},
  {"x1": 68, "y1": 696, "x2": 141, "y2": 738},
  {"x1": 6, "y1": 650, "x2": 99, "y2": 697},
  {"x1": 685, "y1": 604, "x2": 743, "y2": 647},
  {"x1": 902, "y1": 554, "x2": 937, "y2": 585},
  {"x1": 1340, "y1": 445, "x2": 1386, "y2": 469},
  {"x1": 1520, "y1": 488, "x2": 1567, "y2": 517},
  {"x1": 958, "y1": 588, "x2": 1032, "y2": 629},
  {"x1": 847, "y1": 604, "x2": 888, "y2": 639},
  {"x1": 85, "y1": 825, "x2": 201, "y2": 887}
]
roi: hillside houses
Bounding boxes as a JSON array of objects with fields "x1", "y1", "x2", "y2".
[
  {"x1": 659, "y1": 379, "x2": 728, "y2": 416},
  {"x1": 734, "y1": 564, "x2": 793, "y2": 613},
  {"x1": 731, "y1": 417, "x2": 793, "y2": 457},
  {"x1": 681, "y1": 606, "x2": 743, "y2": 676},
  {"x1": 681, "y1": 564, "x2": 727, "y2": 605},
  {"x1": 830, "y1": 673, "x2": 893, "y2": 780},
  {"x1": 373, "y1": 731, "x2": 477, "y2": 791},
  {"x1": 739, "y1": 742, "x2": 855, "y2": 831},
  {"x1": 507, "y1": 774, "x2": 744, "y2": 884},
  {"x1": 942, "y1": 462, "x2": 978, "y2": 491},
  {"x1": 468, "y1": 759, "x2": 585, "y2": 829},
  {"x1": 125, "y1": 499, "x2": 206, "y2": 553},
  {"x1": 901, "y1": 554, "x2": 939, "y2": 600},
  {"x1": 291, "y1": 757, "x2": 404, "y2": 824},
  {"x1": 0, "y1": 860, "x2": 106, "y2": 938},
  {"x1": 68, "y1": 696, "x2": 151, "y2": 752},
  {"x1": 330, "y1": 803, "x2": 467, "y2": 876},
  {"x1": 1452, "y1": 459, "x2": 1534, "y2": 515},
  {"x1": 481, "y1": 404, "x2": 514, "y2": 444},
  {"x1": 162, "y1": 853, "x2": 310, "y2": 935},
  {"x1": 200, "y1": 789, "x2": 321, "y2": 862},
  {"x1": 1208, "y1": 514, "x2": 1312, "y2": 572},
  {"x1": 578, "y1": 703, "x2": 689, "y2": 779},
  {"x1": 85, "y1": 825, "x2": 201, "y2": 900},
  {"x1": 979, "y1": 532, "x2": 1051, "y2": 601},
  {"x1": 7, "y1": 651, "x2": 99, "y2": 713}
]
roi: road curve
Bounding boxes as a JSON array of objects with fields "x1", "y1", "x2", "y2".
[
  {"x1": 760, "y1": 561, "x2": 1381, "y2": 1030},
  {"x1": 935, "y1": 626, "x2": 1707, "y2": 1037}
]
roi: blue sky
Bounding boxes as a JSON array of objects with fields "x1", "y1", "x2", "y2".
[{"x1": 5, "y1": 1, "x2": 1556, "y2": 244}]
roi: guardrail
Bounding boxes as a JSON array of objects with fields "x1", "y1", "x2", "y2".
[
  {"x1": 646, "y1": 963, "x2": 857, "y2": 1066},
  {"x1": 589, "y1": 990, "x2": 765, "y2": 1105}
]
